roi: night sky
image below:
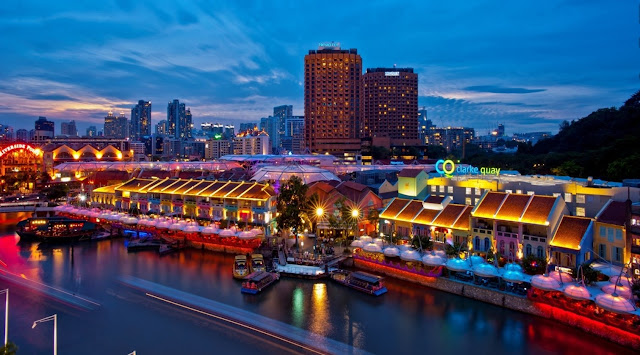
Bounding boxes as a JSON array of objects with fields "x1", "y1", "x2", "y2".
[{"x1": 0, "y1": 1, "x2": 638, "y2": 135}]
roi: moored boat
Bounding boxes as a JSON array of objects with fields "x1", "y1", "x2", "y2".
[
  {"x1": 16, "y1": 217, "x2": 97, "y2": 243},
  {"x1": 251, "y1": 253, "x2": 266, "y2": 272},
  {"x1": 233, "y1": 255, "x2": 250, "y2": 279},
  {"x1": 240, "y1": 271, "x2": 280, "y2": 294},
  {"x1": 127, "y1": 237, "x2": 164, "y2": 252},
  {"x1": 330, "y1": 270, "x2": 387, "y2": 296}
]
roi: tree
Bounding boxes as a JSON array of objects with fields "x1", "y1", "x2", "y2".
[
  {"x1": 371, "y1": 145, "x2": 391, "y2": 160},
  {"x1": 411, "y1": 234, "x2": 432, "y2": 252},
  {"x1": 0, "y1": 341, "x2": 18, "y2": 355},
  {"x1": 446, "y1": 241, "x2": 467, "y2": 257},
  {"x1": 579, "y1": 263, "x2": 600, "y2": 285},
  {"x1": 44, "y1": 184, "x2": 69, "y2": 201},
  {"x1": 521, "y1": 254, "x2": 547, "y2": 275},
  {"x1": 367, "y1": 209, "x2": 379, "y2": 236},
  {"x1": 275, "y1": 176, "x2": 309, "y2": 248}
]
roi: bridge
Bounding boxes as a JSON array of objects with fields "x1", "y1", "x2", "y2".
[{"x1": 0, "y1": 201, "x2": 55, "y2": 213}]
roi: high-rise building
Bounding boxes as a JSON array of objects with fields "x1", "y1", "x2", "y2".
[
  {"x1": 142, "y1": 135, "x2": 164, "y2": 157},
  {"x1": 0, "y1": 124, "x2": 13, "y2": 141},
  {"x1": 130, "y1": 100, "x2": 152, "y2": 141},
  {"x1": 428, "y1": 127, "x2": 475, "y2": 152},
  {"x1": 156, "y1": 120, "x2": 167, "y2": 136},
  {"x1": 304, "y1": 43, "x2": 362, "y2": 155},
  {"x1": 233, "y1": 130, "x2": 270, "y2": 155},
  {"x1": 104, "y1": 112, "x2": 128, "y2": 139},
  {"x1": 167, "y1": 99, "x2": 192, "y2": 140},
  {"x1": 201, "y1": 123, "x2": 225, "y2": 137},
  {"x1": 204, "y1": 139, "x2": 231, "y2": 159},
  {"x1": 86, "y1": 126, "x2": 97, "y2": 137},
  {"x1": 16, "y1": 129, "x2": 28, "y2": 142},
  {"x1": 418, "y1": 107, "x2": 432, "y2": 145},
  {"x1": 239, "y1": 122, "x2": 258, "y2": 132},
  {"x1": 34, "y1": 117, "x2": 54, "y2": 141},
  {"x1": 272, "y1": 105, "x2": 292, "y2": 152},
  {"x1": 60, "y1": 120, "x2": 78, "y2": 136},
  {"x1": 223, "y1": 125, "x2": 234, "y2": 139},
  {"x1": 363, "y1": 68, "x2": 419, "y2": 147},
  {"x1": 283, "y1": 116, "x2": 305, "y2": 154},
  {"x1": 260, "y1": 116, "x2": 278, "y2": 153}
]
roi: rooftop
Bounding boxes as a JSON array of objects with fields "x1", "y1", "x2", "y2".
[{"x1": 550, "y1": 216, "x2": 593, "y2": 250}]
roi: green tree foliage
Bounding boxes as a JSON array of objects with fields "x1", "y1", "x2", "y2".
[
  {"x1": 521, "y1": 255, "x2": 547, "y2": 275},
  {"x1": 43, "y1": 184, "x2": 69, "y2": 201},
  {"x1": 275, "y1": 176, "x2": 309, "y2": 245},
  {"x1": 446, "y1": 241, "x2": 467, "y2": 257},
  {"x1": 426, "y1": 145, "x2": 447, "y2": 159},
  {"x1": 0, "y1": 341, "x2": 18, "y2": 355},
  {"x1": 371, "y1": 145, "x2": 391, "y2": 160},
  {"x1": 411, "y1": 234, "x2": 432, "y2": 251},
  {"x1": 579, "y1": 263, "x2": 600, "y2": 285}
]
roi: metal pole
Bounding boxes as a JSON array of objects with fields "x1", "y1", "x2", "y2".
[
  {"x1": 1, "y1": 288, "x2": 7, "y2": 348},
  {"x1": 53, "y1": 314, "x2": 57, "y2": 355}
]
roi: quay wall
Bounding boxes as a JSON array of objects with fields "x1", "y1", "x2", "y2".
[{"x1": 353, "y1": 257, "x2": 640, "y2": 350}]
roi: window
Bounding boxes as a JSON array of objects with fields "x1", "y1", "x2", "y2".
[
  {"x1": 614, "y1": 247, "x2": 622, "y2": 262},
  {"x1": 537, "y1": 246, "x2": 544, "y2": 259},
  {"x1": 499, "y1": 240, "x2": 505, "y2": 255},
  {"x1": 505, "y1": 190, "x2": 512, "y2": 194},
  {"x1": 465, "y1": 197, "x2": 472, "y2": 205},
  {"x1": 599, "y1": 226, "x2": 606, "y2": 237},
  {"x1": 516, "y1": 190, "x2": 522, "y2": 194},
  {"x1": 553, "y1": 193, "x2": 560, "y2": 198},
  {"x1": 576, "y1": 207, "x2": 585, "y2": 217},
  {"x1": 475, "y1": 188, "x2": 481, "y2": 196},
  {"x1": 576, "y1": 194, "x2": 585, "y2": 204},
  {"x1": 465, "y1": 187, "x2": 471, "y2": 195},
  {"x1": 564, "y1": 193, "x2": 572, "y2": 203},
  {"x1": 474, "y1": 236, "x2": 480, "y2": 251},
  {"x1": 439, "y1": 185, "x2": 445, "y2": 193},
  {"x1": 607, "y1": 228, "x2": 614, "y2": 242},
  {"x1": 475, "y1": 198, "x2": 480, "y2": 205},
  {"x1": 526, "y1": 244, "x2": 532, "y2": 256},
  {"x1": 615, "y1": 229, "x2": 622, "y2": 240},
  {"x1": 484, "y1": 238, "x2": 490, "y2": 251},
  {"x1": 527, "y1": 191, "x2": 534, "y2": 195},
  {"x1": 431, "y1": 185, "x2": 436, "y2": 192},
  {"x1": 599, "y1": 244, "x2": 606, "y2": 259},
  {"x1": 447, "y1": 186, "x2": 453, "y2": 194}
]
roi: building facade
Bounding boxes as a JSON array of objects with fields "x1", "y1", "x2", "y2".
[
  {"x1": 34, "y1": 117, "x2": 55, "y2": 141},
  {"x1": 363, "y1": 68, "x2": 419, "y2": 147},
  {"x1": 60, "y1": 120, "x2": 78, "y2": 136},
  {"x1": 205, "y1": 139, "x2": 231, "y2": 160},
  {"x1": 232, "y1": 130, "x2": 270, "y2": 155},
  {"x1": 104, "y1": 112, "x2": 128, "y2": 139},
  {"x1": 304, "y1": 44, "x2": 362, "y2": 156},
  {"x1": 167, "y1": 99, "x2": 192, "y2": 140},
  {"x1": 130, "y1": 100, "x2": 152, "y2": 141}
]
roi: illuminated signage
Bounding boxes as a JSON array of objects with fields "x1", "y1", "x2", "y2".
[
  {"x1": 318, "y1": 41, "x2": 340, "y2": 49},
  {"x1": 435, "y1": 159, "x2": 501, "y2": 177},
  {"x1": 385, "y1": 71, "x2": 400, "y2": 76},
  {"x1": 0, "y1": 143, "x2": 42, "y2": 159}
]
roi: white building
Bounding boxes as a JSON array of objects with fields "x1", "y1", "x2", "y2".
[{"x1": 232, "y1": 130, "x2": 270, "y2": 155}]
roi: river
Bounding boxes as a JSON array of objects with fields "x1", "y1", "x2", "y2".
[{"x1": 0, "y1": 212, "x2": 633, "y2": 354}]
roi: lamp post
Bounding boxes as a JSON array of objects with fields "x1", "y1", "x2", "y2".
[
  {"x1": 0, "y1": 288, "x2": 7, "y2": 348},
  {"x1": 32, "y1": 314, "x2": 57, "y2": 355},
  {"x1": 315, "y1": 207, "x2": 324, "y2": 256},
  {"x1": 351, "y1": 208, "x2": 359, "y2": 242}
]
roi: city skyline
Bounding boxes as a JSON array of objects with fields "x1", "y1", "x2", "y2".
[{"x1": 0, "y1": 1, "x2": 638, "y2": 135}]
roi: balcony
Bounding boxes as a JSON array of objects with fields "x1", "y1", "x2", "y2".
[
  {"x1": 497, "y1": 231, "x2": 518, "y2": 239},
  {"x1": 473, "y1": 227, "x2": 493, "y2": 235},
  {"x1": 523, "y1": 234, "x2": 547, "y2": 243}
]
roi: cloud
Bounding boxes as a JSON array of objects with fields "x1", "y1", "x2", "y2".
[{"x1": 463, "y1": 85, "x2": 546, "y2": 94}]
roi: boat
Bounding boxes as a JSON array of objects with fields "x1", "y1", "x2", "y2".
[
  {"x1": 251, "y1": 253, "x2": 266, "y2": 272},
  {"x1": 273, "y1": 262, "x2": 327, "y2": 279},
  {"x1": 91, "y1": 231, "x2": 112, "y2": 240},
  {"x1": 127, "y1": 237, "x2": 164, "y2": 252},
  {"x1": 233, "y1": 255, "x2": 250, "y2": 279},
  {"x1": 240, "y1": 271, "x2": 280, "y2": 294},
  {"x1": 16, "y1": 217, "x2": 96, "y2": 243},
  {"x1": 330, "y1": 270, "x2": 387, "y2": 296}
]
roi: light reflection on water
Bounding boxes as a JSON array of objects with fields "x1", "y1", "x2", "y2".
[{"x1": 0, "y1": 212, "x2": 635, "y2": 355}]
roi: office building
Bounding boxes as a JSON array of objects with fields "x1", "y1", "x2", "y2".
[
  {"x1": 428, "y1": 126, "x2": 475, "y2": 152},
  {"x1": 363, "y1": 67, "x2": 419, "y2": 147},
  {"x1": 34, "y1": 117, "x2": 55, "y2": 141},
  {"x1": 283, "y1": 116, "x2": 305, "y2": 154},
  {"x1": 205, "y1": 139, "x2": 231, "y2": 159},
  {"x1": 167, "y1": 99, "x2": 192, "y2": 140},
  {"x1": 104, "y1": 112, "x2": 128, "y2": 139},
  {"x1": 304, "y1": 43, "x2": 362, "y2": 155},
  {"x1": 239, "y1": 122, "x2": 258, "y2": 132},
  {"x1": 86, "y1": 126, "x2": 97, "y2": 137},
  {"x1": 142, "y1": 135, "x2": 164, "y2": 157},
  {"x1": 130, "y1": 100, "x2": 152, "y2": 141},
  {"x1": 418, "y1": 107, "x2": 432, "y2": 145},
  {"x1": 233, "y1": 130, "x2": 270, "y2": 155},
  {"x1": 61, "y1": 120, "x2": 78, "y2": 137},
  {"x1": 156, "y1": 120, "x2": 168, "y2": 136},
  {"x1": 16, "y1": 129, "x2": 28, "y2": 142}
]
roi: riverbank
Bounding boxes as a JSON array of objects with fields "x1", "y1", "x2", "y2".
[{"x1": 351, "y1": 255, "x2": 640, "y2": 350}]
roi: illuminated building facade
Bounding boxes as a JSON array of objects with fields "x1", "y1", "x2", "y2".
[
  {"x1": 0, "y1": 143, "x2": 43, "y2": 177},
  {"x1": 104, "y1": 112, "x2": 128, "y2": 139},
  {"x1": 130, "y1": 100, "x2": 152, "y2": 141},
  {"x1": 363, "y1": 68, "x2": 419, "y2": 147},
  {"x1": 167, "y1": 99, "x2": 192, "y2": 140},
  {"x1": 304, "y1": 43, "x2": 362, "y2": 155},
  {"x1": 91, "y1": 178, "x2": 277, "y2": 226},
  {"x1": 232, "y1": 130, "x2": 270, "y2": 155},
  {"x1": 34, "y1": 117, "x2": 54, "y2": 141}
]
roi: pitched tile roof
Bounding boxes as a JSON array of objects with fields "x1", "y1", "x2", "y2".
[
  {"x1": 452, "y1": 206, "x2": 473, "y2": 230},
  {"x1": 521, "y1": 195, "x2": 557, "y2": 225},
  {"x1": 473, "y1": 192, "x2": 507, "y2": 218},
  {"x1": 395, "y1": 200, "x2": 424, "y2": 222},
  {"x1": 412, "y1": 208, "x2": 440, "y2": 225},
  {"x1": 397, "y1": 168, "x2": 424, "y2": 178},
  {"x1": 380, "y1": 198, "x2": 411, "y2": 219},
  {"x1": 433, "y1": 204, "x2": 467, "y2": 228},
  {"x1": 425, "y1": 195, "x2": 446, "y2": 204},
  {"x1": 550, "y1": 216, "x2": 592, "y2": 250},
  {"x1": 597, "y1": 200, "x2": 627, "y2": 226},
  {"x1": 495, "y1": 194, "x2": 532, "y2": 220}
]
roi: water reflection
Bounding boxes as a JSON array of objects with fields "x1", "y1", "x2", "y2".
[
  {"x1": 292, "y1": 287, "x2": 304, "y2": 328},
  {"x1": 310, "y1": 283, "x2": 329, "y2": 336}
]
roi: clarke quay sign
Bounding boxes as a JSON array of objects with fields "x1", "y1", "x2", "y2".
[{"x1": 435, "y1": 159, "x2": 501, "y2": 177}]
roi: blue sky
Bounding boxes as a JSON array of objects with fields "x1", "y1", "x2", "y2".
[{"x1": 0, "y1": 0, "x2": 638, "y2": 135}]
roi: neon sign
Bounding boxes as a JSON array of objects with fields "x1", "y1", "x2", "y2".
[
  {"x1": 0, "y1": 143, "x2": 42, "y2": 159},
  {"x1": 385, "y1": 71, "x2": 400, "y2": 76},
  {"x1": 435, "y1": 159, "x2": 501, "y2": 177}
]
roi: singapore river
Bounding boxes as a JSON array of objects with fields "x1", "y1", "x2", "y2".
[{"x1": 0, "y1": 212, "x2": 633, "y2": 355}]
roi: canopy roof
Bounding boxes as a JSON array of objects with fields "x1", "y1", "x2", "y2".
[
  {"x1": 54, "y1": 161, "x2": 241, "y2": 173},
  {"x1": 251, "y1": 164, "x2": 340, "y2": 184}
]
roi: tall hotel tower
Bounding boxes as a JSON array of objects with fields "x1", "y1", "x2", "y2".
[
  {"x1": 363, "y1": 68, "x2": 419, "y2": 147},
  {"x1": 304, "y1": 43, "x2": 362, "y2": 155}
]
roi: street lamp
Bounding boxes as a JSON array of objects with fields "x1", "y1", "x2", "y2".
[
  {"x1": 0, "y1": 289, "x2": 7, "y2": 348},
  {"x1": 32, "y1": 314, "x2": 57, "y2": 355},
  {"x1": 351, "y1": 208, "x2": 359, "y2": 240}
]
